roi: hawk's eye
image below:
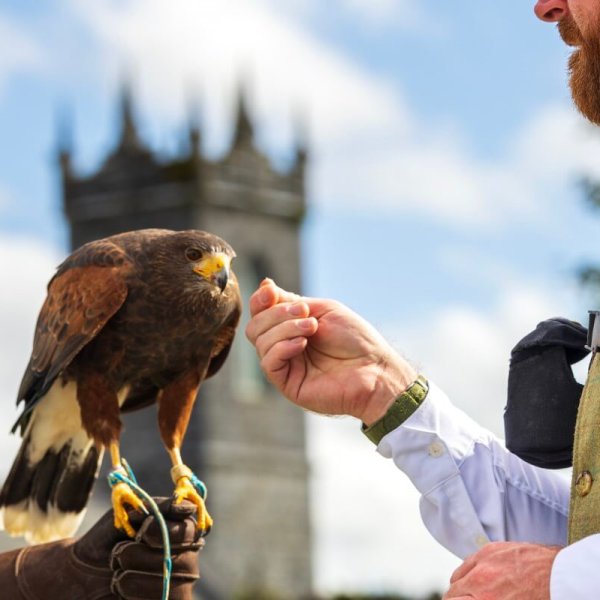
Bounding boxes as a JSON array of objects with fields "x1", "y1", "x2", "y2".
[{"x1": 185, "y1": 248, "x2": 203, "y2": 262}]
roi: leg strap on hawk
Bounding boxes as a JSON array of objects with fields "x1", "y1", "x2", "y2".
[{"x1": 108, "y1": 460, "x2": 173, "y2": 600}]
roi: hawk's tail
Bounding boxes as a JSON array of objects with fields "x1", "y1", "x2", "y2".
[{"x1": 0, "y1": 384, "x2": 103, "y2": 543}]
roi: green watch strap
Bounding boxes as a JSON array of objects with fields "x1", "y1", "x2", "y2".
[{"x1": 361, "y1": 375, "x2": 429, "y2": 445}]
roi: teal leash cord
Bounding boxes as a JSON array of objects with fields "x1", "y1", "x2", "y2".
[
  {"x1": 108, "y1": 460, "x2": 173, "y2": 600},
  {"x1": 189, "y1": 472, "x2": 208, "y2": 500}
]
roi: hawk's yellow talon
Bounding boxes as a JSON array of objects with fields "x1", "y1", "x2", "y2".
[
  {"x1": 173, "y1": 476, "x2": 213, "y2": 531},
  {"x1": 111, "y1": 481, "x2": 145, "y2": 537}
]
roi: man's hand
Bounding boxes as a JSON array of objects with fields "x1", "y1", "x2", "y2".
[
  {"x1": 246, "y1": 279, "x2": 417, "y2": 424},
  {"x1": 444, "y1": 542, "x2": 561, "y2": 600}
]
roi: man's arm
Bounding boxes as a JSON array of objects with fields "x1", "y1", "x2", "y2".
[
  {"x1": 381, "y1": 382, "x2": 600, "y2": 600},
  {"x1": 379, "y1": 383, "x2": 600, "y2": 600},
  {"x1": 246, "y1": 280, "x2": 582, "y2": 599},
  {"x1": 246, "y1": 280, "x2": 569, "y2": 552},
  {"x1": 377, "y1": 381, "x2": 569, "y2": 556}
]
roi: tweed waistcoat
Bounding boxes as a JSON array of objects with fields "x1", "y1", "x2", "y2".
[{"x1": 569, "y1": 352, "x2": 600, "y2": 543}]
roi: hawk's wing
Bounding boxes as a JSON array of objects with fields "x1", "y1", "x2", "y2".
[{"x1": 13, "y1": 241, "x2": 132, "y2": 433}]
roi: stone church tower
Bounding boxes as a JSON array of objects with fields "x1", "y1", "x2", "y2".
[{"x1": 57, "y1": 87, "x2": 312, "y2": 599}]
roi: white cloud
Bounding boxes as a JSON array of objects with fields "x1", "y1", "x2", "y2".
[
  {"x1": 0, "y1": 15, "x2": 43, "y2": 96},
  {"x1": 319, "y1": 101, "x2": 600, "y2": 228},
  {"x1": 0, "y1": 235, "x2": 61, "y2": 475},
  {"x1": 59, "y1": 0, "x2": 597, "y2": 232},
  {"x1": 512, "y1": 104, "x2": 600, "y2": 184},
  {"x1": 67, "y1": 0, "x2": 411, "y2": 154},
  {"x1": 334, "y1": 0, "x2": 430, "y2": 31},
  {"x1": 317, "y1": 129, "x2": 533, "y2": 227}
]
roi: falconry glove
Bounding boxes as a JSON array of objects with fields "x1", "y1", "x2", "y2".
[
  {"x1": 504, "y1": 317, "x2": 589, "y2": 469},
  {"x1": 0, "y1": 498, "x2": 203, "y2": 600}
]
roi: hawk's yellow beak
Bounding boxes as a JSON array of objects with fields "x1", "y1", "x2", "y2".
[{"x1": 193, "y1": 253, "x2": 231, "y2": 291}]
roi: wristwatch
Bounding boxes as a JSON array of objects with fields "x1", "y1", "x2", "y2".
[{"x1": 361, "y1": 375, "x2": 429, "y2": 445}]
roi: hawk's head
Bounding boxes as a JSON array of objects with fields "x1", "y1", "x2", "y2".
[{"x1": 145, "y1": 230, "x2": 237, "y2": 300}]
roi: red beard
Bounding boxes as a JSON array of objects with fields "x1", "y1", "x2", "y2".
[{"x1": 559, "y1": 15, "x2": 600, "y2": 125}]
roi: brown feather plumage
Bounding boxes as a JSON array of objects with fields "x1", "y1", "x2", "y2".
[
  {"x1": 1, "y1": 228, "x2": 241, "y2": 541},
  {"x1": 17, "y1": 266, "x2": 130, "y2": 415},
  {"x1": 17, "y1": 229, "x2": 241, "y2": 431}
]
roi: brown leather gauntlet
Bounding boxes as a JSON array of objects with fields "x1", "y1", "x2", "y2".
[{"x1": 0, "y1": 498, "x2": 203, "y2": 600}]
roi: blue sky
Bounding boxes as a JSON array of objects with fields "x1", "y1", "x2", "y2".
[{"x1": 1, "y1": 0, "x2": 599, "y2": 595}]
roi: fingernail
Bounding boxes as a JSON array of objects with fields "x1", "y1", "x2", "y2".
[
  {"x1": 298, "y1": 318, "x2": 314, "y2": 330},
  {"x1": 289, "y1": 303, "x2": 305, "y2": 316},
  {"x1": 260, "y1": 278, "x2": 274, "y2": 287}
]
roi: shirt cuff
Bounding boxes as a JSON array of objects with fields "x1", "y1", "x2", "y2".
[
  {"x1": 550, "y1": 534, "x2": 600, "y2": 599},
  {"x1": 377, "y1": 381, "x2": 488, "y2": 473}
]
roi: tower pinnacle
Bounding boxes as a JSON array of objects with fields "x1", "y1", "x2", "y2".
[
  {"x1": 117, "y1": 83, "x2": 142, "y2": 151},
  {"x1": 55, "y1": 105, "x2": 73, "y2": 179},
  {"x1": 233, "y1": 85, "x2": 254, "y2": 147}
]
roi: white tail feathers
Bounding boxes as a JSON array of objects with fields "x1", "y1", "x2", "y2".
[
  {"x1": 0, "y1": 501, "x2": 86, "y2": 544},
  {"x1": 0, "y1": 380, "x2": 103, "y2": 543}
]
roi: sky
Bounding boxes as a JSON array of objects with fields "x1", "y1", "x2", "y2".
[{"x1": 0, "y1": 0, "x2": 599, "y2": 596}]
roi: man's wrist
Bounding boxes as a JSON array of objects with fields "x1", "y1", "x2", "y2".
[
  {"x1": 361, "y1": 375, "x2": 429, "y2": 445},
  {"x1": 359, "y1": 357, "x2": 418, "y2": 426}
]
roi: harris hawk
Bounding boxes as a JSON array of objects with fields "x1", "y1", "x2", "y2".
[{"x1": 0, "y1": 229, "x2": 241, "y2": 542}]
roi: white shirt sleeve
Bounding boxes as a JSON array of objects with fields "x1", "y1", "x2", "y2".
[
  {"x1": 551, "y1": 534, "x2": 600, "y2": 599},
  {"x1": 376, "y1": 381, "x2": 579, "y2": 597},
  {"x1": 377, "y1": 382, "x2": 600, "y2": 600}
]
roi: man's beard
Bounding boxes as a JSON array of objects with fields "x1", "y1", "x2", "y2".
[{"x1": 560, "y1": 16, "x2": 600, "y2": 125}]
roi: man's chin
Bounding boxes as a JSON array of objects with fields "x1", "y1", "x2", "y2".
[
  {"x1": 557, "y1": 14, "x2": 600, "y2": 125},
  {"x1": 570, "y1": 50, "x2": 600, "y2": 126}
]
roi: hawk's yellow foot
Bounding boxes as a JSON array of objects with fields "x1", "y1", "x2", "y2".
[
  {"x1": 111, "y1": 481, "x2": 146, "y2": 538},
  {"x1": 173, "y1": 476, "x2": 213, "y2": 532}
]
